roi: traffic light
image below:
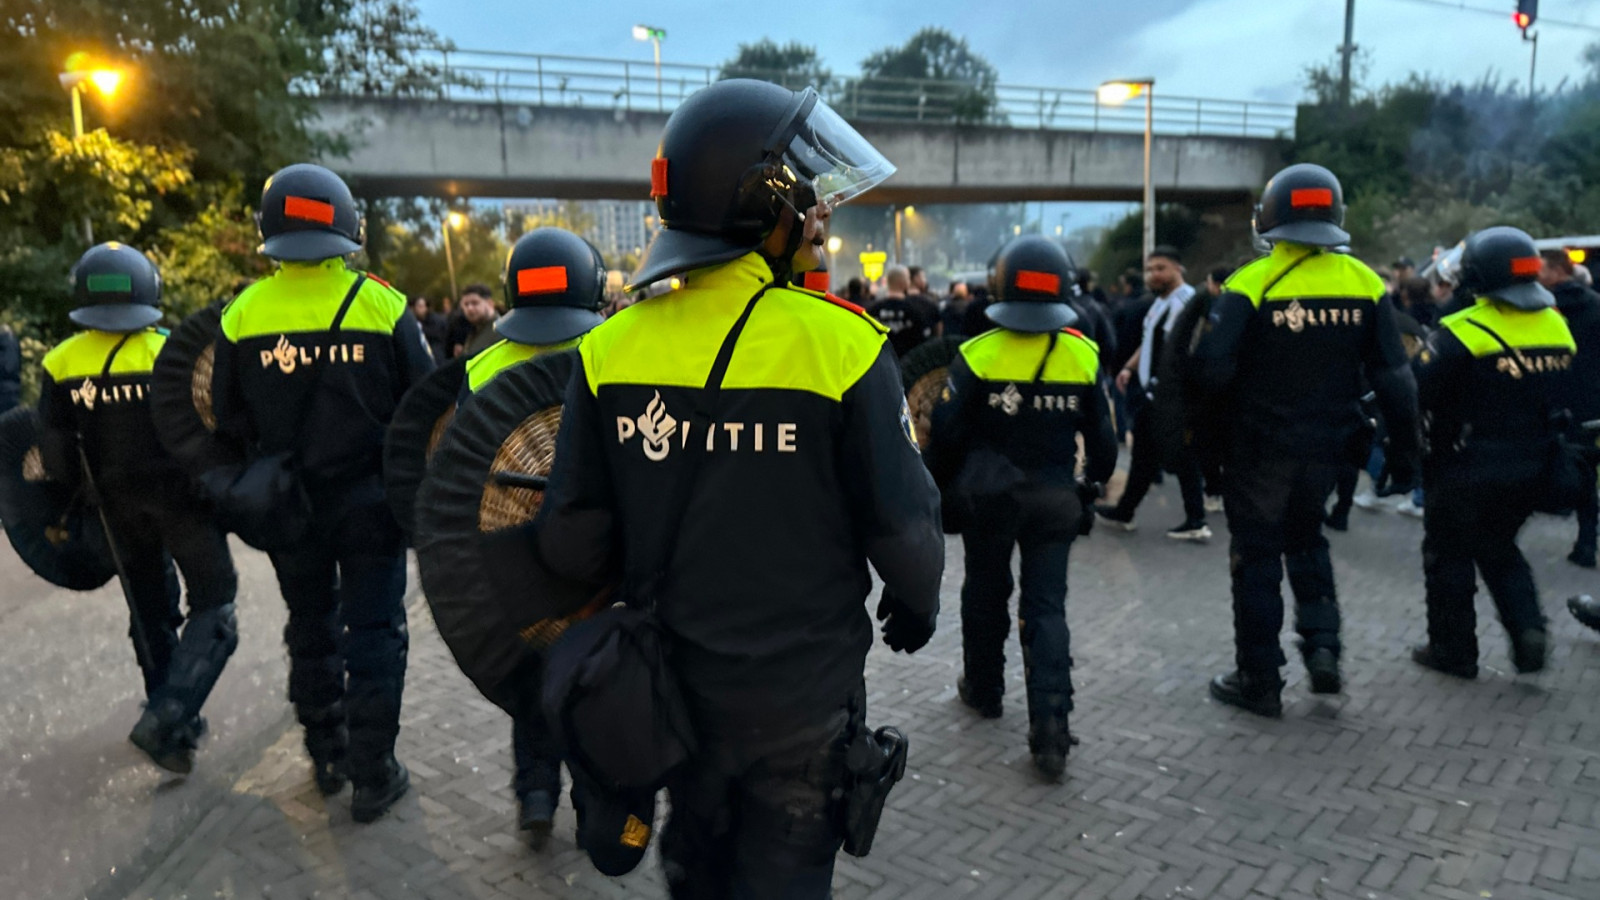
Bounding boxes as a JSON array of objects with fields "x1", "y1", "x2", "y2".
[{"x1": 1514, "y1": 0, "x2": 1537, "y2": 32}]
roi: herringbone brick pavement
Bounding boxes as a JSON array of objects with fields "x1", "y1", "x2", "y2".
[{"x1": 122, "y1": 480, "x2": 1600, "y2": 900}]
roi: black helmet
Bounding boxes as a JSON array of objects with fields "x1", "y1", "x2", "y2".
[
  {"x1": 986, "y1": 236, "x2": 1080, "y2": 333},
  {"x1": 1254, "y1": 163, "x2": 1349, "y2": 248},
  {"x1": 257, "y1": 163, "x2": 363, "y2": 261},
  {"x1": 496, "y1": 228, "x2": 607, "y2": 345},
  {"x1": 1460, "y1": 226, "x2": 1554, "y2": 311},
  {"x1": 68, "y1": 242, "x2": 163, "y2": 333},
  {"x1": 628, "y1": 79, "x2": 894, "y2": 291}
]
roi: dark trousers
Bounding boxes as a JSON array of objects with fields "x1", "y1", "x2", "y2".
[
  {"x1": 1114, "y1": 406, "x2": 1205, "y2": 522},
  {"x1": 662, "y1": 698, "x2": 859, "y2": 900},
  {"x1": 1224, "y1": 459, "x2": 1342, "y2": 680},
  {"x1": 1573, "y1": 449, "x2": 1600, "y2": 556},
  {"x1": 959, "y1": 483, "x2": 1079, "y2": 727},
  {"x1": 1422, "y1": 474, "x2": 1544, "y2": 666},
  {"x1": 512, "y1": 712, "x2": 562, "y2": 798},
  {"x1": 271, "y1": 490, "x2": 408, "y2": 783},
  {"x1": 103, "y1": 489, "x2": 237, "y2": 698}
]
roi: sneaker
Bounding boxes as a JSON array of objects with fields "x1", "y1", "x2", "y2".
[
  {"x1": 1351, "y1": 490, "x2": 1384, "y2": 512},
  {"x1": 1325, "y1": 508, "x2": 1350, "y2": 532},
  {"x1": 1203, "y1": 495, "x2": 1225, "y2": 514},
  {"x1": 957, "y1": 676, "x2": 1003, "y2": 719},
  {"x1": 1395, "y1": 498, "x2": 1424, "y2": 519},
  {"x1": 1570, "y1": 594, "x2": 1600, "y2": 633},
  {"x1": 1568, "y1": 548, "x2": 1597, "y2": 569},
  {"x1": 1165, "y1": 519, "x2": 1212, "y2": 542},
  {"x1": 351, "y1": 757, "x2": 411, "y2": 824},
  {"x1": 1093, "y1": 504, "x2": 1136, "y2": 532},
  {"x1": 1510, "y1": 629, "x2": 1547, "y2": 674},
  {"x1": 1305, "y1": 648, "x2": 1342, "y2": 694},
  {"x1": 1208, "y1": 671, "x2": 1282, "y2": 718},
  {"x1": 1410, "y1": 644, "x2": 1478, "y2": 680}
]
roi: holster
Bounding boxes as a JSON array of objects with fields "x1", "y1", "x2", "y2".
[{"x1": 839, "y1": 726, "x2": 908, "y2": 858}]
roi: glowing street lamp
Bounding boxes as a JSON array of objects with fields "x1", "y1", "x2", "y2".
[
  {"x1": 1099, "y1": 78, "x2": 1156, "y2": 262},
  {"x1": 58, "y1": 55, "x2": 126, "y2": 245},
  {"x1": 632, "y1": 24, "x2": 668, "y2": 112},
  {"x1": 443, "y1": 211, "x2": 467, "y2": 300}
]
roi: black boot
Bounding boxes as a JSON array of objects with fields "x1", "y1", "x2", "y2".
[
  {"x1": 1208, "y1": 670, "x2": 1283, "y2": 718},
  {"x1": 1570, "y1": 595, "x2": 1600, "y2": 633},
  {"x1": 1304, "y1": 647, "x2": 1342, "y2": 695},
  {"x1": 1027, "y1": 708, "x2": 1078, "y2": 781},
  {"x1": 516, "y1": 758, "x2": 562, "y2": 848},
  {"x1": 132, "y1": 605, "x2": 239, "y2": 774},
  {"x1": 299, "y1": 703, "x2": 349, "y2": 795},
  {"x1": 1324, "y1": 507, "x2": 1350, "y2": 532},
  {"x1": 957, "y1": 676, "x2": 1002, "y2": 719},
  {"x1": 351, "y1": 755, "x2": 411, "y2": 824},
  {"x1": 128, "y1": 702, "x2": 200, "y2": 775},
  {"x1": 1410, "y1": 644, "x2": 1478, "y2": 680},
  {"x1": 1510, "y1": 628, "x2": 1547, "y2": 674}
]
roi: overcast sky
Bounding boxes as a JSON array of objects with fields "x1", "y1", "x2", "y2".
[{"x1": 418, "y1": 0, "x2": 1600, "y2": 103}]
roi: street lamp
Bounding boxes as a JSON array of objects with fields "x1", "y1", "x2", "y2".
[
  {"x1": 1098, "y1": 78, "x2": 1156, "y2": 262},
  {"x1": 58, "y1": 58, "x2": 125, "y2": 246},
  {"x1": 632, "y1": 24, "x2": 667, "y2": 112},
  {"x1": 442, "y1": 211, "x2": 466, "y2": 301},
  {"x1": 826, "y1": 235, "x2": 843, "y2": 273}
]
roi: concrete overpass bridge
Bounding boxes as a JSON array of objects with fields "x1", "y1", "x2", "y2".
[{"x1": 311, "y1": 50, "x2": 1292, "y2": 207}]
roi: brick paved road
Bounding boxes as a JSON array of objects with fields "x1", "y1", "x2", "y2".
[{"x1": 25, "y1": 474, "x2": 1600, "y2": 900}]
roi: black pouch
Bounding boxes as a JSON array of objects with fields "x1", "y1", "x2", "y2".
[
  {"x1": 840, "y1": 726, "x2": 909, "y2": 858},
  {"x1": 200, "y1": 453, "x2": 312, "y2": 552}
]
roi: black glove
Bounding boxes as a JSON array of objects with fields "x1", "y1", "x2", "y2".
[{"x1": 876, "y1": 589, "x2": 936, "y2": 654}]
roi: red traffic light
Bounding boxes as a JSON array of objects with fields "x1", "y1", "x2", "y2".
[{"x1": 1513, "y1": 11, "x2": 1531, "y2": 28}]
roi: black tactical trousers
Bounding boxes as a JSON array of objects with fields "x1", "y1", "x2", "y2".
[
  {"x1": 271, "y1": 485, "x2": 408, "y2": 783},
  {"x1": 1224, "y1": 458, "x2": 1343, "y2": 681},
  {"x1": 1421, "y1": 473, "x2": 1544, "y2": 666},
  {"x1": 1572, "y1": 448, "x2": 1600, "y2": 557},
  {"x1": 661, "y1": 694, "x2": 860, "y2": 900},
  {"x1": 511, "y1": 711, "x2": 562, "y2": 799},
  {"x1": 960, "y1": 482, "x2": 1080, "y2": 727},
  {"x1": 103, "y1": 487, "x2": 238, "y2": 698}
]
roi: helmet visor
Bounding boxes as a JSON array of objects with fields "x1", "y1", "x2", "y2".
[{"x1": 778, "y1": 101, "x2": 896, "y2": 207}]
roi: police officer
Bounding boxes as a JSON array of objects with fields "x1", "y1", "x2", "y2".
[
  {"x1": 536, "y1": 79, "x2": 944, "y2": 896},
  {"x1": 39, "y1": 243, "x2": 239, "y2": 773},
  {"x1": 212, "y1": 164, "x2": 433, "y2": 822},
  {"x1": 1411, "y1": 227, "x2": 1574, "y2": 678},
  {"x1": 1538, "y1": 248, "x2": 1600, "y2": 568},
  {"x1": 1193, "y1": 163, "x2": 1419, "y2": 717},
  {"x1": 927, "y1": 235, "x2": 1116, "y2": 779},
  {"x1": 459, "y1": 227, "x2": 606, "y2": 845}
]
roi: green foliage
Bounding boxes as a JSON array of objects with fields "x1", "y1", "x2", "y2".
[
  {"x1": 148, "y1": 189, "x2": 274, "y2": 323},
  {"x1": 720, "y1": 39, "x2": 832, "y2": 91},
  {"x1": 843, "y1": 28, "x2": 999, "y2": 124}
]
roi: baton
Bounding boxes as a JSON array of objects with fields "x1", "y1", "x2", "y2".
[
  {"x1": 77, "y1": 441, "x2": 155, "y2": 676},
  {"x1": 493, "y1": 471, "x2": 548, "y2": 491}
]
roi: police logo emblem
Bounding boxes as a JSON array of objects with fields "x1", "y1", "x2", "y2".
[
  {"x1": 899, "y1": 398, "x2": 918, "y2": 447},
  {"x1": 635, "y1": 391, "x2": 679, "y2": 461},
  {"x1": 988, "y1": 383, "x2": 1024, "y2": 416}
]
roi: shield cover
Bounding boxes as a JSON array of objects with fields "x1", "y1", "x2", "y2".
[{"x1": 0, "y1": 407, "x2": 115, "y2": 590}]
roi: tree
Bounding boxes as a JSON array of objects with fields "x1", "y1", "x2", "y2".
[
  {"x1": 842, "y1": 28, "x2": 1000, "y2": 124},
  {"x1": 719, "y1": 39, "x2": 832, "y2": 91}
]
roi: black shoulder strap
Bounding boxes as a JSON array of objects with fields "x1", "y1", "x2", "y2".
[
  {"x1": 1464, "y1": 318, "x2": 1556, "y2": 420},
  {"x1": 636, "y1": 284, "x2": 772, "y2": 607},
  {"x1": 1259, "y1": 249, "x2": 1321, "y2": 301},
  {"x1": 290, "y1": 274, "x2": 367, "y2": 447},
  {"x1": 1031, "y1": 331, "x2": 1060, "y2": 384},
  {"x1": 330, "y1": 274, "x2": 366, "y2": 333},
  {"x1": 99, "y1": 333, "x2": 136, "y2": 380}
]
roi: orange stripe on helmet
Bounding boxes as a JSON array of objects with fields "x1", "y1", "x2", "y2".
[
  {"x1": 517, "y1": 266, "x2": 569, "y2": 295},
  {"x1": 1015, "y1": 270, "x2": 1061, "y2": 295},
  {"x1": 284, "y1": 196, "x2": 336, "y2": 225},
  {"x1": 1290, "y1": 188, "x2": 1334, "y2": 209},
  {"x1": 651, "y1": 158, "x2": 669, "y2": 198},
  {"x1": 1511, "y1": 257, "x2": 1543, "y2": 277}
]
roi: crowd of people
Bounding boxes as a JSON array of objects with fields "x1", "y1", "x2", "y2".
[{"x1": 6, "y1": 75, "x2": 1600, "y2": 900}]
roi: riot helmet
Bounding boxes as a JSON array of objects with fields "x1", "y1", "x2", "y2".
[
  {"x1": 496, "y1": 228, "x2": 607, "y2": 345},
  {"x1": 68, "y1": 242, "x2": 163, "y2": 333},
  {"x1": 257, "y1": 163, "x2": 364, "y2": 262},
  {"x1": 985, "y1": 236, "x2": 1080, "y2": 333},
  {"x1": 1254, "y1": 163, "x2": 1349, "y2": 248},
  {"x1": 1460, "y1": 226, "x2": 1554, "y2": 311},
  {"x1": 628, "y1": 79, "x2": 894, "y2": 291}
]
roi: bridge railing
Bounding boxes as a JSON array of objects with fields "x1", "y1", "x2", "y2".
[{"x1": 314, "y1": 47, "x2": 1295, "y2": 139}]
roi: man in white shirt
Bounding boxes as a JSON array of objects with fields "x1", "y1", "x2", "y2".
[{"x1": 1096, "y1": 247, "x2": 1211, "y2": 541}]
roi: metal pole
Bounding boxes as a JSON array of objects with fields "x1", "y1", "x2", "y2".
[
  {"x1": 1142, "y1": 88, "x2": 1155, "y2": 262},
  {"x1": 70, "y1": 85, "x2": 93, "y2": 246},
  {"x1": 78, "y1": 443, "x2": 154, "y2": 675},
  {"x1": 1528, "y1": 31, "x2": 1538, "y2": 100},
  {"x1": 442, "y1": 220, "x2": 459, "y2": 301},
  {"x1": 894, "y1": 207, "x2": 904, "y2": 265},
  {"x1": 653, "y1": 38, "x2": 663, "y2": 113},
  {"x1": 1339, "y1": 0, "x2": 1356, "y2": 107}
]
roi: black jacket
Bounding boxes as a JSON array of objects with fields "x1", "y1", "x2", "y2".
[{"x1": 1552, "y1": 279, "x2": 1600, "y2": 428}]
